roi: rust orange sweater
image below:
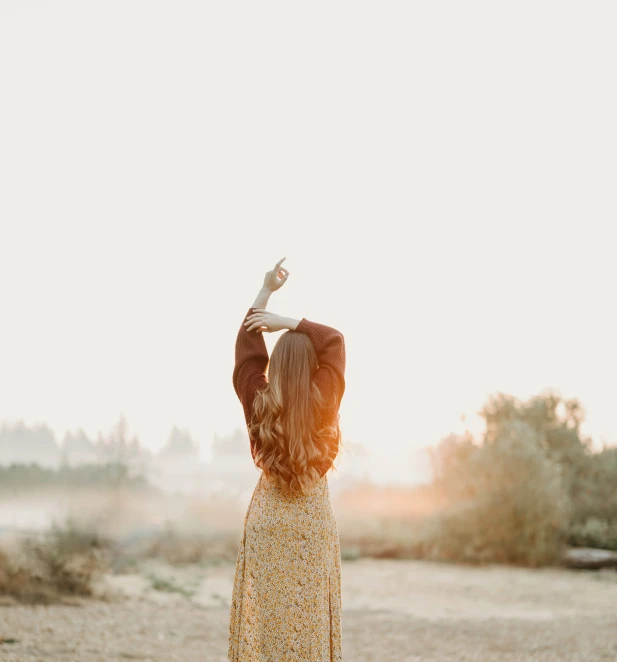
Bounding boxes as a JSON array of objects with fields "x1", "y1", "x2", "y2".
[{"x1": 233, "y1": 307, "x2": 346, "y2": 461}]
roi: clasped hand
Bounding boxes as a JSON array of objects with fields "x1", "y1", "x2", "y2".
[{"x1": 244, "y1": 309, "x2": 290, "y2": 333}]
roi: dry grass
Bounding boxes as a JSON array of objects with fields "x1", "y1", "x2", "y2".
[
  {"x1": 143, "y1": 525, "x2": 239, "y2": 565},
  {"x1": 0, "y1": 518, "x2": 112, "y2": 604},
  {"x1": 0, "y1": 490, "x2": 246, "y2": 604}
]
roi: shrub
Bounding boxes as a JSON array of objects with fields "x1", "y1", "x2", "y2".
[
  {"x1": 424, "y1": 420, "x2": 570, "y2": 565},
  {"x1": 144, "y1": 521, "x2": 238, "y2": 565},
  {"x1": 568, "y1": 518, "x2": 617, "y2": 552},
  {"x1": 0, "y1": 516, "x2": 112, "y2": 603}
]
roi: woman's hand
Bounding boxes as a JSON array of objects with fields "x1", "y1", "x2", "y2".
[
  {"x1": 245, "y1": 309, "x2": 293, "y2": 333},
  {"x1": 262, "y1": 257, "x2": 289, "y2": 293}
]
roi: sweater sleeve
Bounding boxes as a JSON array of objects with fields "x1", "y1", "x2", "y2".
[
  {"x1": 295, "y1": 316, "x2": 346, "y2": 409},
  {"x1": 232, "y1": 307, "x2": 269, "y2": 451}
]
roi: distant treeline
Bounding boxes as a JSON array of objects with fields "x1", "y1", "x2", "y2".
[
  {"x1": 0, "y1": 416, "x2": 200, "y2": 469},
  {"x1": 0, "y1": 462, "x2": 156, "y2": 494}
]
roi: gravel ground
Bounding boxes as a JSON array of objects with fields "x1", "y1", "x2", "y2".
[{"x1": 1, "y1": 559, "x2": 617, "y2": 661}]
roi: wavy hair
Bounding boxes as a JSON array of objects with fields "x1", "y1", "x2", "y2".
[{"x1": 248, "y1": 330, "x2": 342, "y2": 495}]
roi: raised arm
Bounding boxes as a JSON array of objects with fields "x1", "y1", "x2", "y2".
[
  {"x1": 232, "y1": 304, "x2": 269, "y2": 427},
  {"x1": 232, "y1": 258, "x2": 290, "y2": 451},
  {"x1": 295, "y1": 317, "x2": 346, "y2": 409}
]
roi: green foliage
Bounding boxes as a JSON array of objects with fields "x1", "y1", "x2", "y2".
[
  {"x1": 572, "y1": 446, "x2": 617, "y2": 529},
  {"x1": 481, "y1": 393, "x2": 591, "y2": 506},
  {"x1": 146, "y1": 573, "x2": 193, "y2": 596},
  {"x1": 427, "y1": 419, "x2": 570, "y2": 565},
  {"x1": 568, "y1": 518, "x2": 617, "y2": 552}
]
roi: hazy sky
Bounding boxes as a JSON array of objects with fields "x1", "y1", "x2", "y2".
[{"x1": 1, "y1": 2, "x2": 615, "y2": 483}]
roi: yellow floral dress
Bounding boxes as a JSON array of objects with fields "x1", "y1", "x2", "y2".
[
  {"x1": 228, "y1": 471, "x2": 342, "y2": 661},
  {"x1": 230, "y1": 307, "x2": 346, "y2": 661}
]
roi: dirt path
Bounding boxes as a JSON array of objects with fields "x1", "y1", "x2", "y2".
[{"x1": 2, "y1": 559, "x2": 617, "y2": 661}]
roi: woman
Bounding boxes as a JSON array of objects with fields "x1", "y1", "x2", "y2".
[{"x1": 228, "y1": 257, "x2": 345, "y2": 662}]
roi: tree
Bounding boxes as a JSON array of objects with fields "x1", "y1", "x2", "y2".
[
  {"x1": 158, "y1": 426, "x2": 199, "y2": 458},
  {"x1": 0, "y1": 420, "x2": 61, "y2": 468},
  {"x1": 211, "y1": 428, "x2": 250, "y2": 458},
  {"x1": 94, "y1": 414, "x2": 149, "y2": 483},
  {"x1": 61, "y1": 428, "x2": 97, "y2": 466}
]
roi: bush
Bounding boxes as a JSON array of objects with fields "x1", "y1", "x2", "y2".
[
  {"x1": 144, "y1": 521, "x2": 239, "y2": 565},
  {"x1": 570, "y1": 447, "x2": 617, "y2": 527},
  {"x1": 443, "y1": 391, "x2": 617, "y2": 561},
  {"x1": 0, "y1": 516, "x2": 112, "y2": 603},
  {"x1": 568, "y1": 518, "x2": 617, "y2": 552},
  {"x1": 424, "y1": 420, "x2": 570, "y2": 565}
]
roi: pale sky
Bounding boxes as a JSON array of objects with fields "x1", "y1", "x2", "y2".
[{"x1": 1, "y1": 2, "x2": 615, "y2": 484}]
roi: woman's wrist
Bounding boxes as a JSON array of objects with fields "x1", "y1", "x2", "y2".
[
  {"x1": 284, "y1": 317, "x2": 301, "y2": 331},
  {"x1": 251, "y1": 287, "x2": 272, "y2": 309}
]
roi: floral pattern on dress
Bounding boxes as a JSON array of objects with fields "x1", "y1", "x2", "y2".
[{"x1": 228, "y1": 472, "x2": 342, "y2": 661}]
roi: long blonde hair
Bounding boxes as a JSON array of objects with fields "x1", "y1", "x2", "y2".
[{"x1": 249, "y1": 330, "x2": 341, "y2": 495}]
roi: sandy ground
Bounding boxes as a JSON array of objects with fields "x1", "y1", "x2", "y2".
[{"x1": 1, "y1": 559, "x2": 617, "y2": 661}]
